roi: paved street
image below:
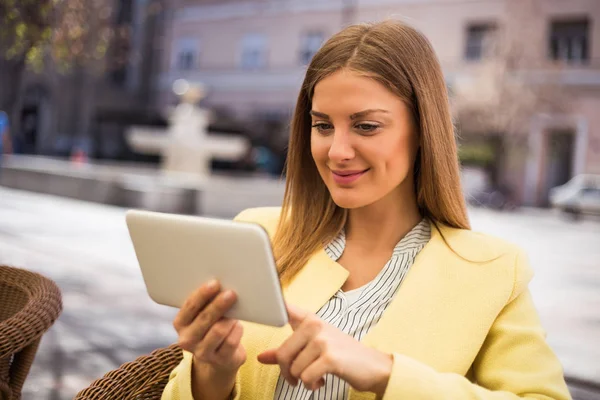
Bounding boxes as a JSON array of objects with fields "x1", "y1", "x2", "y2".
[{"x1": 1, "y1": 184, "x2": 599, "y2": 399}]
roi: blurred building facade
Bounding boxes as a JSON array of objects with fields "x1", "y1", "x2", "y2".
[
  {"x1": 8, "y1": 0, "x2": 168, "y2": 160},
  {"x1": 160, "y1": 0, "x2": 600, "y2": 206}
]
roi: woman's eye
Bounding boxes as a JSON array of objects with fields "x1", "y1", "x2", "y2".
[
  {"x1": 312, "y1": 123, "x2": 333, "y2": 133},
  {"x1": 355, "y1": 123, "x2": 379, "y2": 133}
]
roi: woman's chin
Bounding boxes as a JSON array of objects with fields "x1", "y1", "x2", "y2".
[{"x1": 330, "y1": 192, "x2": 369, "y2": 210}]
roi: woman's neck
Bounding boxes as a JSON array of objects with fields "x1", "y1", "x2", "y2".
[{"x1": 345, "y1": 192, "x2": 422, "y2": 254}]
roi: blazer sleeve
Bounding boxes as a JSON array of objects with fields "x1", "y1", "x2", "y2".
[
  {"x1": 161, "y1": 351, "x2": 194, "y2": 400},
  {"x1": 161, "y1": 351, "x2": 243, "y2": 400},
  {"x1": 381, "y1": 249, "x2": 572, "y2": 400}
]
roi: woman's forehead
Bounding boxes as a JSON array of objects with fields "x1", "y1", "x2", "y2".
[{"x1": 312, "y1": 71, "x2": 404, "y2": 116}]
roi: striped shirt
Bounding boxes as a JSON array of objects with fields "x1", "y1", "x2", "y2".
[{"x1": 274, "y1": 219, "x2": 431, "y2": 400}]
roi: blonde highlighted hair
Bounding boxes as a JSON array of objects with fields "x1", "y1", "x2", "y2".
[{"x1": 273, "y1": 20, "x2": 470, "y2": 284}]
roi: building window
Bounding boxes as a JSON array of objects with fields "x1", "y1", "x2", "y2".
[
  {"x1": 549, "y1": 19, "x2": 590, "y2": 63},
  {"x1": 178, "y1": 51, "x2": 195, "y2": 70},
  {"x1": 240, "y1": 33, "x2": 268, "y2": 70},
  {"x1": 173, "y1": 38, "x2": 199, "y2": 71},
  {"x1": 465, "y1": 23, "x2": 497, "y2": 61},
  {"x1": 299, "y1": 31, "x2": 325, "y2": 65}
]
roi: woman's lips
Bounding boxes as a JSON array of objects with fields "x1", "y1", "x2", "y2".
[{"x1": 331, "y1": 169, "x2": 369, "y2": 185}]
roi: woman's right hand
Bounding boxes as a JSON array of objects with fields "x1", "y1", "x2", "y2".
[{"x1": 173, "y1": 280, "x2": 246, "y2": 400}]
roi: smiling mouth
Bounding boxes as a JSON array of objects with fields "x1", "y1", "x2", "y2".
[
  {"x1": 331, "y1": 169, "x2": 369, "y2": 184},
  {"x1": 332, "y1": 169, "x2": 369, "y2": 176}
]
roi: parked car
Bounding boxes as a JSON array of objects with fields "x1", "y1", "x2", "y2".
[{"x1": 549, "y1": 174, "x2": 600, "y2": 217}]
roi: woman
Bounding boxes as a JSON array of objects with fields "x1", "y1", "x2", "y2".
[{"x1": 163, "y1": 21, "x2": 571, "y2": 400}]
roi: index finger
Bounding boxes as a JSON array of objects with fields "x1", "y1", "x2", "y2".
[
  {"x1": 286, "y1": 304, "x2": 310, "y2": 330},
  {"x1": 174, "y1": 280, "x2": 220, "y2": 328}
]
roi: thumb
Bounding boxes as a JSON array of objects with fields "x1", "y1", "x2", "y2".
[{"x1": 257, "y1": 348, "x2": 278, "y2": 364}]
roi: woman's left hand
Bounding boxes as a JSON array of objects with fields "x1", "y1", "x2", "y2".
[{"x1": 257, "y1": 304, "x2": 393, "y2": 394}]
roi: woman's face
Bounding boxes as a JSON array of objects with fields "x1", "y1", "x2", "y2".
[{"x1": 310, "y1": 68, "x2": 419, "y2": 210}]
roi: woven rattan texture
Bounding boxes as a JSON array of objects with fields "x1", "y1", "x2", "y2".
[
  {"x1": 74, "y1": 344, "x2": 183, "y2": 399},
  {"x1": 0, "y1": 265, "x2": 63, "y2": 400}
]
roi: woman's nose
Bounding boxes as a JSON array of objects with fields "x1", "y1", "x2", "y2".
[{"x1": 328, "y1": 130, "x2": 355, "y2": 162}]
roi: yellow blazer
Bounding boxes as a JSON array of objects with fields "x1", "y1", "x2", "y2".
[{"x1": 162, "y1": 207, "x2": 571, "y2": 400}]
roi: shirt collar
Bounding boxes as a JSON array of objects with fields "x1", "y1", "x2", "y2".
[{"x1": 324, "y1": 218, "x2": 431, "y2": 262}]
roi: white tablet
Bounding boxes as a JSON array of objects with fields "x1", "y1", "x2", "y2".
[{"x1": 125, "y1": 209, "x2": 288, "y2": 327}]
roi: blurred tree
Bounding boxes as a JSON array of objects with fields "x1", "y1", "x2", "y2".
[
  {"x1": 451, "y1": 0, "x2": 569, "y2": 187},
  {"x1": 0, "y1": 0, "x2": 166, "y2": 150},
  {"x1": 0, "y1": 0, "x2": 51, "y2": 116},
  {"x1": 452, "y1": 46, "x2": 567, "y2": 141},
  {"x1": 0, "y1": 0, "x2": 116, "y2": 129}
]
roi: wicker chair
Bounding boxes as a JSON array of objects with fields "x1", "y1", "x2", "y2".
[
  {"x1": 74, "y1": 344, "x2": 183, "y2": 399},
  {"x1": 0, "y1": 265, "x2": 63, "y2": 400}
]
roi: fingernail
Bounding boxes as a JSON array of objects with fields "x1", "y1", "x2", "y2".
[
  {"x1": 206, "y1": 279, "x2": 218, "y2": 290},
  {"x1": 222, "y1": 290, "x2": 234, "y2": 301}
]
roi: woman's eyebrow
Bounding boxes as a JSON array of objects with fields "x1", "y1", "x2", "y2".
[
  {"x1": 310, "y1": 109, "x2": 390, "y2": 120},
  {"x1": 310, "y1": 110, "x2": 330, "y2": 119},
  {"x1": 350, "y1": 109, "x2": 390, "y2": 120}
]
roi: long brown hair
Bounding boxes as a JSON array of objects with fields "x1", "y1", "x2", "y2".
[{"x1": 273, "y1": 20, "x2": 470, "y2": 284}]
